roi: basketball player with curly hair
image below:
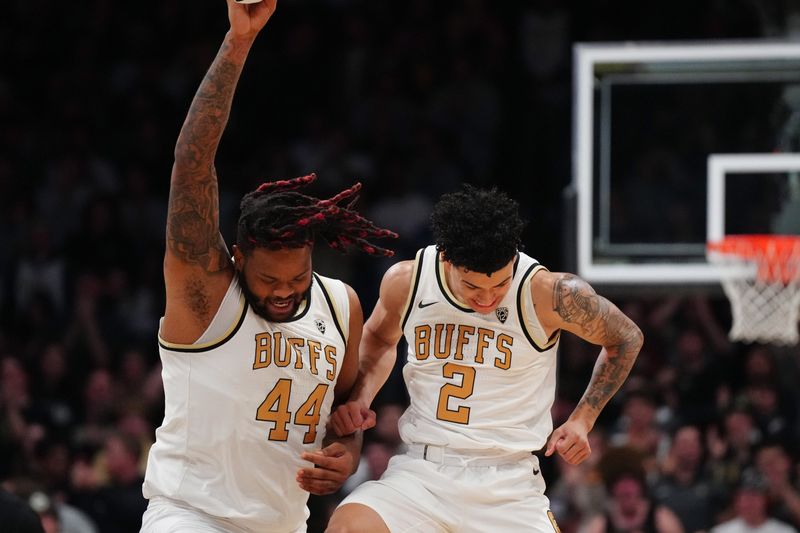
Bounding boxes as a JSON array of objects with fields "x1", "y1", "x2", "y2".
[
  {"x1": 140, "y1": 2, "x2": 396, "y2": 531},
  {"x1": 326, "y1": 185, "x2": 643, "y2": 533}
]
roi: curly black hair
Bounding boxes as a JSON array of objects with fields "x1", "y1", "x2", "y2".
[{"x1": 430, "y1": 184, "x2": 526, "y2": 274}]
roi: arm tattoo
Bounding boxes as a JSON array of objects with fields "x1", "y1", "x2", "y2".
[
  {"x1": 553, "y1": 274, "x2": 601, "y2": 335},
  {"x1": 554, "y1": 274, "x2": 644, "y2": 414},
  {"x1": 167, "y1": 177, "x2": 229, "y2": 272},
  {"x1": 580, "y1": 351, "x2": 633, "y2": 411},
  {"x1": 167, "y1": 37, "x2": 247, "y2": 272}
]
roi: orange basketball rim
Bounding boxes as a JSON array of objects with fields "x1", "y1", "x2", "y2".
[{"x1": 707, "y1": 235, "x2": 800, "y2": 285}]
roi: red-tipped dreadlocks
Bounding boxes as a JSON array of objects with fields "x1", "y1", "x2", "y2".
[
  {"x1": 237, "y1": 173, "x2": 398, "y2": 257},
  {"x1": 254, "y1": 173, "x2": 317, "y2": 193}
]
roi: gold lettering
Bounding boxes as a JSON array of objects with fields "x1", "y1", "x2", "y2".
[
  {"x1": 494, "y1": 334, "x2": 513, "y2": 370},
  {"x1": 288, "y1": 338, "x2": 306, "y2": 369},
  {"x1": 454, "y1": 325, "x2": 475, "y2": 361},
  {"x1": 433, "y1": 324, "x2": 455, "y2": 359},
  {"x1": 253, "y1": 332, "x2": 272, "y2": 369},
  {"x1": 273, "y1": 331, "x2": 291, "y2": 367},
  {"x1": 415, "y1": 325, "x2": 432, "y2": 360},
  {"x1": 253, "y1": 335, "x2": 340, "y2": 378},
  {"x1": 324, "y1": 345, "x2": 337, "y2": 381},
  {"x1": 475, "y1": 328, "x2": 495, "y2": 364},
  {"x1": 437, "y1": 363, "x2": 475, "y2": 424},
  {"x1": 307, "y1": 340, "x2": 321, "y2": 375}
]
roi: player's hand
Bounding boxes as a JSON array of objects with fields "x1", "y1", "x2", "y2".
[
  {"x1": 297, "y1": 442, "x2": 357, "y2": 495},
  {"x1": 226, "y1": 0, "x2": 277, "y2": 39},
  {"x1": 544, "y1": 419, "x2": 592, "y2": 465},
  {"x1": 330, "y1": 400, "x2": 376, "y2": 436}
]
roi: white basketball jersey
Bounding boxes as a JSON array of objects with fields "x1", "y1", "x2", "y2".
[
  {"x1": 143, "y1": 273, "x2": 350, "y2": 532},
  {"x1": 398, "y1": 245, "x2": 560, "y2": 453}
]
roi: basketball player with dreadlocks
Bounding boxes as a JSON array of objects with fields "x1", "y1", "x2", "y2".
[
  {"x1": 325, "y1": 186, "x2": 644, "y2": 533},
  {"x1": 140, "y1": 2, "x2": 395, "y2": 532}
]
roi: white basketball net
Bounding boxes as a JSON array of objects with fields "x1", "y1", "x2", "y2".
[{"x1": 708, "y1": 238, "x2": 800, "y2": 346}]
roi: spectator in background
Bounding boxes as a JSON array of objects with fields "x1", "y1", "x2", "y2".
[
  {"x1": 743, "y1": 381, "x2": 794, "y2": 446},
  {"x1": 711, "y1": 471, "x2": 798, "y2": 533},
  {"x1": 708, "y1": 405, "x2": 762, "y2": 502},
  {"x1": 74, "y1": 369, "x2": 118, "y2": 450},
  {"x1": 29, "y1": 343, "x2": 76, "y2": 436},
  {"x1": 1, "y1": 357, "x2": 36, "y2": 481},
  {"x1": 27, "y1": 492, "x2": 61, "y2": 533},
  {"x1": 14, "y1": 221, "x2": 66, "y2": 320},
  {"x1": 2, "y1": 478, "x2": 97, "y2": 533},
  {"x1": 63, "y1": 275, "x2": 110, "y2": 369},
  {"x1": 670, "y1": 328, "x2": 723, "y2": 427},
  {"x1": 114, "y1": 347, "x2": 164, "y2": 424},
  {"x1": 609, "y1": 389, "x2": 666, "y2": 474},
  {"x1": 30, "y1": 438, "x2": 72, "y2": 497},
  {"x1": 72, "y1": 432, "x2": 146, "y2": 533},
  {"x1": 742, "y1": 346, "x2": 779, "y2": 385},
  {"x1": 582, "y1": 471, "x2": 684, "y2": 533},
  {"x1": 755, "y1": 442, "x2": 800, "y2": 529},
  {"x1": 0, "y1": 487, "x2": 44, "y2": 533},
  {"x1": 653, "y1": 425, "x2": 722, "y2": 533}
]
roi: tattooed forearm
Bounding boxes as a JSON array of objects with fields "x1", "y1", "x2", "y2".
[
  {"x1": 173, "y1": 38, "x2": 244, "y2": 168},
  {"x1": 554, "y1": 274, "x2": 644, "y2": 421},
  {"x1": 580, "y1": 348, "x2": 635, "y2": 412},
  {"x1": 167, "y1": 35, "x2": 253, "y2": 270},
  {"x1": 576, "y1": 323, "x2": 643, "y2": 420}
]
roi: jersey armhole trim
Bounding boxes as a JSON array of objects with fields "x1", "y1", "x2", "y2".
[
  {"x1": 517, "y1": 264, "x2": 560, "y2": 353},
  {"x1": 315, "y1": 273, "x2": 347, "y2": 346},
  {"x1": 158, "y1": 297, "x2": 248, "y2": 353},
  {"x1": 400, "y1": 248, "x2": 425, "y2": 330}
]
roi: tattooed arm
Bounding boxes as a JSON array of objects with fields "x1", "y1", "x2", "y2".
[
  {"x1": 534, "y1": 272, "x2": 643, "y2": 464},
  {"x1": 162, "y1": 0, "x2": 278, "y2": 344}
]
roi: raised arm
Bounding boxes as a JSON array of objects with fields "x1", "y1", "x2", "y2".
[
  {"x1": 535, "y1": 272, "x2": 643, "y2": 464},
  {"x1": 162, "y1": 0, "x2": 277, "y2": 344},
  {"x1": 329, "y1": 260, "x2": 413, "y2": 436}
]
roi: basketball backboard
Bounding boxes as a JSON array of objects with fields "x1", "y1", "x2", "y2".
[{"x1": 572, "y1": 41, "x2": 800, "y2": 285}]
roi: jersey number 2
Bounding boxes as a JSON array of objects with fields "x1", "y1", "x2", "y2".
[
  {"x1": 256, "y1": 379, "x2": 329, "y2": 444},
  {"x1": 436, "y1": 362, "x2": 475, "y2": 424}
]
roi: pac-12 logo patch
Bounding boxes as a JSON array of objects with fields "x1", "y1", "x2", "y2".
[
  {"x1": 315, "y1": 319, "x2": 326, "y2": 334},
  {"x1": 495, "y1": 306, "x2": 509, "y2": 323}
]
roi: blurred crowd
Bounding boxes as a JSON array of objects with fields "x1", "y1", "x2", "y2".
[{"x1": 2, "y1": 0, "x2": 800, "y2": 532}]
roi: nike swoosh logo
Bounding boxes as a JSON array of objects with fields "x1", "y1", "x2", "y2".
[
  {"x1": 418, "y1": 301, "x2": 437, "y2": 309},
  {"x1": 533, "y1": 468, "x2": 540, "y2": 475}
]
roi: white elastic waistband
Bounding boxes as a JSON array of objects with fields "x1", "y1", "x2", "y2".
[{"x1": 407, "y1": 443, "x2": 536, "y2": 466}]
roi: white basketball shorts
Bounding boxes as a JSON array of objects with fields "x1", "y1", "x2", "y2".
[
  {"x1": 140, "y1": 496, "x2": 307, "y2": 533},
  {"x1": 338, "y1": 446, "x2": 560, "y2": 533}
]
